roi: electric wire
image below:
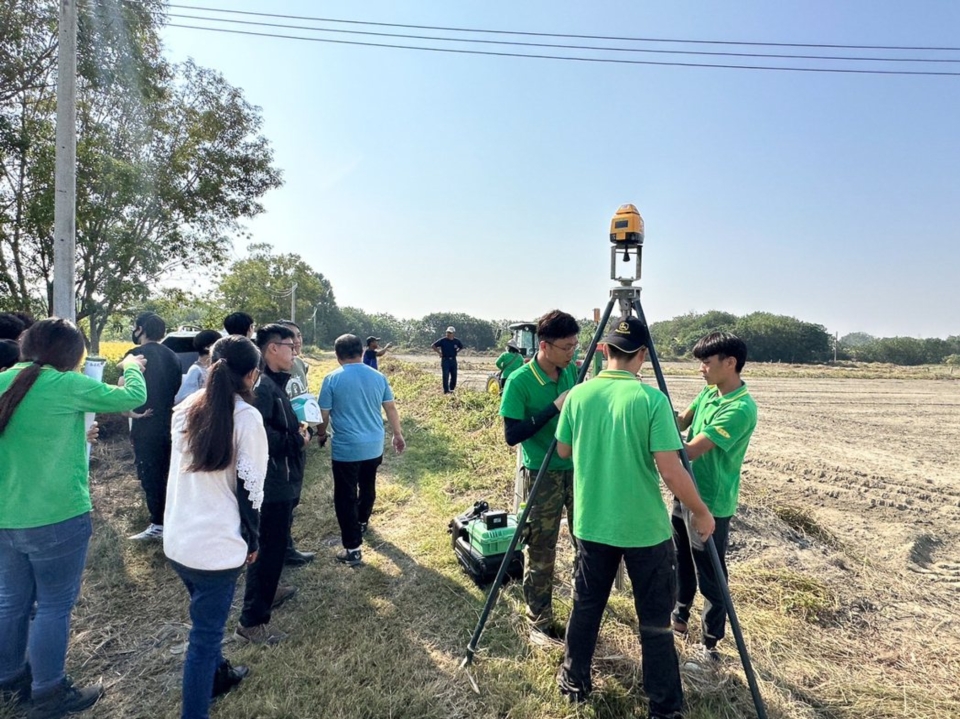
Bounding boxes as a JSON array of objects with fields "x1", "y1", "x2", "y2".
[
  {"x1": 166, "y1": 23, "x2": 960, "y2": 76},
  {"x1": 166, "y1": 4, "x2": 960, "y2": 53},
  {"x1": 165, "y1": 12, "x2": 960, "y2": 65}
]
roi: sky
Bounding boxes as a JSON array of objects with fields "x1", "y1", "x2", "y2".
[{"x1": 159, "y1": 1, "x2": 960, "y2": 339}]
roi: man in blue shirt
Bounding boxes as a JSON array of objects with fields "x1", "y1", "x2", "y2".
[
  {"x1": 431, "y1": 326, "x2": 464, "y2": 394},
  {"x1": 362, "y1": 336, "x2": 392, "y2": 370},
  {"x1": 318, "y1": 334, "x2": 406, "y2": 565}
]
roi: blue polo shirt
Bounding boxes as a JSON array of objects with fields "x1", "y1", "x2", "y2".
[
  {"x1": 318, "y1": 363, "x2": 395, "y2": 462},
  {"x1": 432, "y1": 337, "x2": 463, "y2": 359},
  {"x1": 362, "y1": 348, "x2": 378, "y2": 370}
]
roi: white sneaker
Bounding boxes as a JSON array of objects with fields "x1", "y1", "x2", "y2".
[
  {"x1": 129, "y1": 523, "x2": 163, "y2": 541},
  {"x1": 682, "y1": 644, "x2": 721, "y2": 672}
]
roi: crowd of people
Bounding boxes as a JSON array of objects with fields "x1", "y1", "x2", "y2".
[{"x1": 0, "y1": 306, "x2": 756, "y2": 719}]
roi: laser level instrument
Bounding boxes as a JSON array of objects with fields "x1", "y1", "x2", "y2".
[{"x1": 461, "y1": 205, "x2": 769, "y2": 719}]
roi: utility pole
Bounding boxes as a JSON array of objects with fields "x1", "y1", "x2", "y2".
[
  {"x1": 53, "y1": 0, "x2": 78, "y2": 321},
  {"x1": 290, "y1": 282, "x2": 298, "y2": 324}
]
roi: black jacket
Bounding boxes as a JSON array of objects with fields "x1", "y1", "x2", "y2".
[{"x1": 254, "y1": 366, "x2": 305, "y2": 504}]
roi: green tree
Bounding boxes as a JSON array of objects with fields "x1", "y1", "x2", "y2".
[
  {"x1": 419, "y1": 312, "x2": 497, "y2": 350},
  {"x1": 218, "y1": 243, "x2": 341, "y2": 346}
]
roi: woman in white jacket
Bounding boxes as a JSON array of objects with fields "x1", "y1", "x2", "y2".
[{"x1": 163, "y1": 336, "x2": 267, "y2": 719}]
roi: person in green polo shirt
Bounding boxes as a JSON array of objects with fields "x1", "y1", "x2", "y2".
[
  {"x1": 494, "y1": 340, "x2": 524, "y2": 390},
  {"x1": 499, "y1": 309, "x2": 580, "y2": 638},
  {"x1": 672, "y1": 331, "x2": 757, "y2": 666},
  {"x1": 555, "y1": 316, "x2": 714, "y2": 713}
]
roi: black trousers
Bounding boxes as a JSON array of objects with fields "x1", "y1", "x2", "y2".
[
  {"x1": 441, "y1": 358, "x2": 458, "y2": 392},
  {"x1": 132, "y1": 428, "x2": 172, "y2": 526},
  {"x1": 562, "y1": 538, "x2": 683, "y2": 717},
  {"x1": 332, "y1": 456, "x2": 382, "y2": 549},
  {"x1": 672, "y1": 511, "x2": 731, "y2": 648},
  {"x1": 240, "y1": 500, "x2": 293, "y2": 628}
]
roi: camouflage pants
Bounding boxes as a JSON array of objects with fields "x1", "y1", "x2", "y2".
[{"x1": 520, "y1": 467, "x2": 574, "y2": 627}]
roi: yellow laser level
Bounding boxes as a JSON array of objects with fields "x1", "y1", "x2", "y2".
[{"x1": 609, "y1": 203, "x2": 644, "y2": 247}]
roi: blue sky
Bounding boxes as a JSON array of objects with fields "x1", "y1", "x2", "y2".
[{"x1": 160, "y1": 1, "x2": 960, "y2": 338}]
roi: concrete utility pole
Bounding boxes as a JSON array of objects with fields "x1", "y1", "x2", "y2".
[
  {"x1": 52, "y1": 0, "x2": 78, "y2": 321},
  {"x1": 290, "y1": 282, "x2": 298, "y2": 324}
]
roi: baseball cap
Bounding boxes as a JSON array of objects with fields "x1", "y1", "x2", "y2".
[
  {"x1": 601, "y1": 316, "x2": 650, "y2": 354},
  {"x1": 446, "y1": 326, "x2": 456, "y2": 333},
  {"x1": 366, "y1": 336, "x2": 380, "y2": 345}
]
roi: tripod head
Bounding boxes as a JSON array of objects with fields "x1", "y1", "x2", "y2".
[{"x1": 609, "y1": 203, "x2": 644, "y2": 283}]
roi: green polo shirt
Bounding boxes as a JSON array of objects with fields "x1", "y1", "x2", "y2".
[
  {"x1": 556, "y1": 370, "x2": 680, "y2": 548},
  {"x1": 500, "y1": 357, "x2": 578, "y2": 471},
  {"x1": 0, "y1": 362, "x2": 147, "y2": 528},
  {"x1": 495, "y1": 351, "x2": 523, "y2": 381},
  {"x1": 687, "y1": 382, "x2": 757, "y2": 518}
]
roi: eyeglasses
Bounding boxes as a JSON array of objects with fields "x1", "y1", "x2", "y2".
[
  {"x1": 272, "y1": 342, "x2": 295, "y2": 349},
  {"x1": 546, "y1": 341, "x2": 578, "y2": 353}
]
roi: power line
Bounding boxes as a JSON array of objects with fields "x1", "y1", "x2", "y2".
[
  {"x1": 166, "y1": 3, "x2": 960, "y2": 53},
  {"x1": 166, "y1": 24, "x2": 960, "y2": 76},
  {"x1": 165, "y1": 12, "x2": 960, "y2": 65}
]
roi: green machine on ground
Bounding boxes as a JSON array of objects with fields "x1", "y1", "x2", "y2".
[{"x1": 449, "y1": 501, "x2": 524, "y2": 586}]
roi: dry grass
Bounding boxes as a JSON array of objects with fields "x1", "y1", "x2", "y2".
[{"x1": 2, "y1": 358, "x2": 958, "y2": 719}]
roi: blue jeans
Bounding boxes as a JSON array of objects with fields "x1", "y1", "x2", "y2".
[
  {"x1": 169, "y1": 560, "x2": 243, "y2": 719},
  {"x1": 0, "y1": 513, "x2": 92, "y2": 693}
]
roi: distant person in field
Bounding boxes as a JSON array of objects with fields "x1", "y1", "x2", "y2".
[
  {"x1": 554, "y1": 316, "x2": 715, "y2": 712},
  {"x1": 432, "y1": 326, "x2": 463, "y2": 394},
  {"x1": 0, "y1": 319, "x2": 146, "y2": 716},
  {"x1": 672, "y1": 331, "x2": 757, "y2": 667},
  {"x1": 125, "y1": 313, "x2": 184, "y2": 542},
  {"x1": 499, "y1": 309, "x2": 580, "y2": 639},
  {"x1": 164, "y1": 336, "x2": 267, "y2": 717},
  {"x1": 362, "y1": 336, "x2": 392, "y2": 370},
  {"x1": 223, "y1": 312, "x2": 255, "y2": 338},
  {"x1": 235, "y1": 324, "x2": 307, "y2": 645},
  {"x1": 174, "y1": 329, "x2": 223, "y2": 404},
  {"x1": 277, "y1": 320, "x2": 314, "y2": 568},
  {"x1": 495, "y1": 340, "x2": 524, "y2": 390},
  {"x1": 0, "y1": 313, "x2": 25, "y2": 341},
  {"x1": 317, "y1": 334, "x2": 405, "y2": 567}
]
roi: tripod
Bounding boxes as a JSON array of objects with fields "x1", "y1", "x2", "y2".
[{"x1": 461, "y1": 251, "x2": 768, "y2": 719}]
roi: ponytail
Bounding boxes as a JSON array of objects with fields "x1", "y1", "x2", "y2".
[{"x1": 0, "y1": 364, "x2": 43, "y2": 435}]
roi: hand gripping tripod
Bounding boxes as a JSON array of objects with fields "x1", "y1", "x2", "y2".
[{"x1": 461, "y1": 205, "x2": 768, "y2": 719}]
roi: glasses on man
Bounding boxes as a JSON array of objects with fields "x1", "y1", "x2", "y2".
[{"x1": 547, "y1": 341, "x2": 578, "y2": 353}]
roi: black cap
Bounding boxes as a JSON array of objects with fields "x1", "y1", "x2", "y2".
[
  {"x1": 366, "y1": 336, "x2": 380, "y2": 345},
  {"x1": 601, "y1": 316, "x2": 650, "y2": 354}
]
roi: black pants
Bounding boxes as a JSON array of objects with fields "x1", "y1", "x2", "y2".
[
  {"x1": 132, "y1": 428, "x2": 172, "y2": 526},
  {"x1": 441, "y1": 358, "x2": 458, "y2": 392},
  {"x1": 562, "y1": 538, "x2": 682, "y2": 717},
  {"x1": 672, "y1": 511, "x2": 731, "y2": 648},
  {"x1": 240, "y1": 500, "x2": 293, "y2": 628},
  {"x1": 332, "y1": 457, "x2": 382, "y2": 549}
]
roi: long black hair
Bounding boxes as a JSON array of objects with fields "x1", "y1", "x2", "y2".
[
  {"x1": 0, "y1": 318, "x2": 86, "y2": 435},
  {"x1": 184, "y1": 335, "x2": 261, "y2": 472}
]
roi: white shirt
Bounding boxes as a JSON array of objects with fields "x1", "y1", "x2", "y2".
[{"x1": 163, "y1": 394, "x2": 268, "y2": 571}]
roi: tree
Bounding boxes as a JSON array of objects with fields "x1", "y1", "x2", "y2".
[
  {"x1": 218, "y1": 243, "x2": 341, "y2": 346},
  {"x1": 418, "y1": 312, "x2": 497, "y2": 350},
  {"x1": 0, "y1": 1, "x2": 282, "y2": 350}
]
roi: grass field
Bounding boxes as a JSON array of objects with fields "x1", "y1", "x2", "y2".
[{"x1": 3, "y1": 357, "x2": 958, "y2": 719}]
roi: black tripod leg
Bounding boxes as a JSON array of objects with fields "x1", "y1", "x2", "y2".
[
  {"x1": 632, "y1": 297, "x2": 768, "y2": 719},
  {"x1": 462, "y1": 296, "x2": 617, "y2": 667}
]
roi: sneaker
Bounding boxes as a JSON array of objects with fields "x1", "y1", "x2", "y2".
[
  {"x1": 211, "y1": 660, "x2": 248, "y2": 699},
  {"x1": 27, "y1": 677, "x2": 102, "y2": 719},
  {"x1": 0, "y1": 664, "x2": 31, "y2": 704},
  {"x1": 271, "y1": 585, "x2": 298, "y2": 609},
  {"x1": 335, "y1": 548, "x2": 362, "y2": 566},
  {"x1": 682, "y1": 644, "x2": 721, "y2": 672},
  {"x1": 234, "y1": 624, "x2": 287, "y2": 645},
  {"x1": 283, "y1": 548, "x2": 315, "y2": 567},
  {"x1": 128, "y1": 523, "x2": 163, "y2": 541}
]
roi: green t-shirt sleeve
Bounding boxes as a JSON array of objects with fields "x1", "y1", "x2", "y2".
[
  {"x1": 700, "y1": 400, "x2": 755, "y2": 452},
  {"x1": 499, "y1": 377, "x2": 527, "y2": 420},
  {"x1": 555, "y1": 399, "x2": 573, "y2": 445},
  {"x1": 649, "y1": 392, "x2": 683, "y2": 452},
  {"x1": 65, "y1": 365, "x2": 148, "y2": 413}
]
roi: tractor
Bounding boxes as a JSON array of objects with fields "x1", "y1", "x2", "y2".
[{"x1": 485, "y1": 321, "x2": 538, "y2": 395}]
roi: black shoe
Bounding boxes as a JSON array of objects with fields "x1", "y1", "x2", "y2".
[
  {"x1": 284, "y1": 548, "x2": 315, "y2": 567},
  {"x1": 0, "y1": 663, "x2": 31, "y2": 704},
  {"x1": 211, "y1": 660, "x2": 249, "y2": 699},
  {"x1": 336, "y1": 548, "x2": 362, "y2": 566},
  {"x1": 27, "y1": 677, "x2": 102, "y2": 719},
  {"x1": 556, "y1": 669, "x2": 589, "y2": 704}
]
